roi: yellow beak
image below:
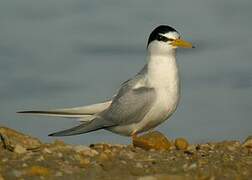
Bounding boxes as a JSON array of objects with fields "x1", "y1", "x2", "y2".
[{"x1": 170, "y1": 39, "x2": 194, "y2": 48}]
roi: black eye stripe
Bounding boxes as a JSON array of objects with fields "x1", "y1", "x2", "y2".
[{"x1": 157, "y1": 35, "x2": 173, "y2": 42}]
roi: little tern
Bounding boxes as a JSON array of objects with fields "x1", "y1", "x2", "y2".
[{"x1": 19, "y1": 25, "x2": 194, "y2": 139}]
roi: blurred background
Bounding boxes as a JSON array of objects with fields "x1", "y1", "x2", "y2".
[{"x1": 0, "y1": 0, "x2": 252, "y2": 145}]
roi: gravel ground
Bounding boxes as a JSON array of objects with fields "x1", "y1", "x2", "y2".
[{"x1": 0, "y1": 126, "x2": 252, "y2": 180}]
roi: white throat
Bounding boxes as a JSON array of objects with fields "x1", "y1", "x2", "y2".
[{"x1": 146, "y1": 49, "x2": 180, "y2": 92}]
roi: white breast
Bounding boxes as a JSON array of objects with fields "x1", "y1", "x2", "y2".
[
  {"x1": 108, "y1": 52, "x2": 180, "y2": 136},
  {"x1": 135, "y1": 53, "x2": 181, "y2": 133}
]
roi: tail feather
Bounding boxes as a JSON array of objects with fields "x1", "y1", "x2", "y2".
[
  {"x1": 48, "y1": 117, "x2": 115, "y2": 136},
  {"x1": 17, "y1": 110, "x2": 93, "y2": 118},
  {"x1": 17, "y1": 100, "x2": 112, "y2": 118}
]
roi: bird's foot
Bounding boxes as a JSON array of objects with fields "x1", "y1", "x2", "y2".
[{"x1": 132, "y1": 131, "x2": 171, "y2": 151}]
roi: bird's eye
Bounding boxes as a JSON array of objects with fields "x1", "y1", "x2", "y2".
[{"x1": 157, "y1": 35, "x2": 171, "y2": 42}]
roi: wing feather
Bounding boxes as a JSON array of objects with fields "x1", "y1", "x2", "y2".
[{"x1": 101, "y1": 67, "x2": 156, "y2": 125}]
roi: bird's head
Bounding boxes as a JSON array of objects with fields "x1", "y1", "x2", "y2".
[{"x1": 147, "y1": 25, "x2": 194, "y2": 55}]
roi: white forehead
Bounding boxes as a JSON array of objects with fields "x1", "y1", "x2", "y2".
[{"x1": 160, "y1": 31, "x2": 180, "y2": 39}]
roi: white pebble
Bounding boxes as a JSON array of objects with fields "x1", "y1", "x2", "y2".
[{"x1": 14, "y1": 144, "x2": 27, "y2": 154}]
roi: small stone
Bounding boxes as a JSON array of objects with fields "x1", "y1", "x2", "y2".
[
  {"x1": 98, "y1": 152, "x2": 109, "y2": 161},
  {"x1": 57, "y1": 152, "x2": 63, "y2": 158},
  {"x1": 12, "y1": 170, "x2": 23, "y2": 177},
  {"x1": 126, "y1": 151, "x2": 135, "y2": 159},
  {"x1": 83, "y1": 149, "x2": 99, "y2": 157},
  {"x1": 243, "y1": 136, "x2": 252, "y2": 149},
  {"x1": 14, "y1": 144, "x2": 27, "y2": 154},
  {"x1": 220, "y1": 140, "x2": 241, "y2": 152},
  {"x1": 113, "y1": 144, "x2": 126, "y2": 148},
  {"x1": 0, "y1": 174, "x2": 4, "y2": 180},
  {"x1": 120, "y1": 160, "x2": 127, "y2": 164},
  {"x1": 200, "y1": 143, "x2": 215, "y2": 150},
  {"x1": 104, "y1": 149, "x2": 112, "y2": 154},
  {"x1": 187, "y1": 144, "x2": 196, "y2": 151},
  {"x1": 183, "y1": 163, "x2": 189, "y2": 169},
  {"x1": 74, "y1": 145, "x2": 99, "y2": 157},
  {"x1": 73, "y1": 145, "x2": 91, "y2": 153},
  {"x1": 55, "y1": 171, "x2": 63, "y2": 177},
  {"x1": 138, "y1": 174, "x2": 188, "y2": 180},
  {"x1": 175, "y1": 138, "x2": 189, "y2": 150},
  {"x1": 25, "y1": 166, "x2": 50, "y2": 176},
  {"x1": 133, "y1": 131, "x2": 171, "y2": 151},
  {"x1": 90, "y1": 143, "x2": 111, "y2": 150},
  {"x1": 43, "y1": 148, "x2": 52, "y2": 154},
  {"x1": 80, "y1": 158, "x2": 90, "y2": 167},
  {"x1": 188, "y1": 163, "x2": 197, "y2": 170},
  {"x1": 37, "y1": 155, "x2": 45, "y2": 161},
  {"x1": 2, "y1": 158, "x2": 8, "y2": 162},
  {"x1": 53, "y1": 139, "x2": 65, "y2": 146},
  {"x1": 135, "y1": 162, "x2": 143, "y2": 168},
  {"x1": 0, "y1": 127, "x2": 41, "y2": 151}
]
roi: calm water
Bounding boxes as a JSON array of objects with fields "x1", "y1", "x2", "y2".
[{"x1": 1, "y1": 0, "x2": 252, "y2": 144}]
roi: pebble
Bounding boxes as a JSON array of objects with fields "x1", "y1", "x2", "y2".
[
  {"x1": 0, "y1": 127, "x2": 42, "y2": 150},
  {"x1": 0, "y1": 174, "x2": 4, "y2": 180},
  {"x1": 243, "y1": 136, "x2": 252, "y2": 149},
  {"x1": 120, "y1": 160, "x2": 127, "y2": 164},
  {"x1": 73, "y1": 145, "x2": 91, "y2": 153},
  {"x1": 175, "y1": 138, "x2": 189, "y2": 150},
  {"x1": 36, "y1": 155, "x2": 45, "y2": 161},
  {"x1": 12, "y1": 170, "x2": 23, "y2": 177},
  {"x1": 55, "y1": 171, "x2": 63, "y2": 177},
  {"x1": 133, "y1": 131, "x2": 171, "y2": 151},
  {"x1": 188, "y1": 163, "x2": 197, "y2": 170},
  {"x1": 221, "y1": 141, "x2": 241, "y2": 151},
  {"x1": 43, "y1": 148, "x2": 52, "y2": 154},
  {"x1": 138, "y1": 174, "x2": 187, "y2": 180},
  {"x1": 90, "y1": 143, "x2": 111, "y2": 150},
  {"x1": 25, "y1": 166, "x2": 50, "y2": 176},
  {"x1": 136, "y1": 162, "x2": 143, "y2": 168},
  {"x1": 80, "y1": 158, "x2": 90, "y2": 167},
  {"x1": 113, "y1": 144, "x2": 126, "y2": 148},
  {"x1": 74, "y1": 145, "x2": 99, "y2": 157},
  {"x1": 98, "y1": 152, "x2": 109, "y2": 161},
  {"x1": 2, "y1": 158, "x2": 8, "y2": 162},
  {"x1": 83, "y1": 149, "x2": 99, "y2": 157},
  {"x1": 104, "y1": 149, "x2": 112, "y2": 154},
  {"x1": 57, "y1": 153, "x2": 63, "y2": 158},
  {"x1": 53, "y1": 139, "x2": 65, "y2": 146},
  {"x1": 187, "y1": 144, "x2": 196, "y2": 152},
  {"x1": 126, "y1": 151, "x2": 135, "y2": 159},
  {"x1": 183, "y1": 163, "x2": 189, "y2": 169},
  {"x1": 14, "y1": 144, "x2": 27, "y2": 154},
  {"x1": 200, "y1": 143, "x2": 215, "y2": 150}
]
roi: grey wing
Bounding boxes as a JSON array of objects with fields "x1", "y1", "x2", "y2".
[{"x1": 101, "y1": 72, "x2": 156, "y2": 125}]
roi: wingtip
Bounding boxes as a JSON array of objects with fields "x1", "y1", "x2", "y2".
[
  {"x1": 17, "y1": 111, "x2": 35, "y2": 114},
  {"x1": 17, "y1": 111, "x2": 26, "y2": 114},
  {"x1": 48, "y1": 133, "x2": 55, "y2": 137},
  {"x1": 48, "y1": 131, "x2": 63, "y2": 137},
  {"x1": 48, "y1": 131, "x2": 70, "y2": 137}
]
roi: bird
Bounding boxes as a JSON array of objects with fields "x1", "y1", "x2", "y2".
[{"x1": 18, "y1": 25, "x2": 194, "y2": 140}]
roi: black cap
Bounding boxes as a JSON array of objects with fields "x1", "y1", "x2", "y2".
[{"x1": 147, "y1": 25, "x2": 178, "y2": 46}]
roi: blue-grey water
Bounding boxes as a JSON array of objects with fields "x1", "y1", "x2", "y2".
[{"x1": 0, "y1": 0, "x2": 252, "y2": 145}]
